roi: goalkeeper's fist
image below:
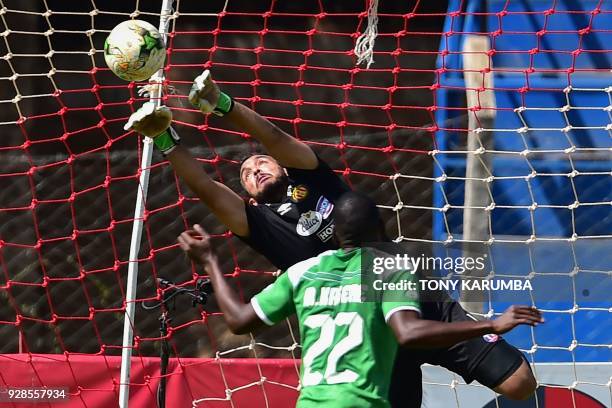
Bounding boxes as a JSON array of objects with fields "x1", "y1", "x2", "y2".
[
  {"x1": 124, "y1": 102, "x2": 180, "y2": 155},
  {"x1": 188, "y1": 70, "x2": 234, "y2": 116}
]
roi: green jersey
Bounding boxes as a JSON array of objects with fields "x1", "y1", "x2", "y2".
[{"x1": 251, "y1": 248, "x2": 420, "y2": 408}]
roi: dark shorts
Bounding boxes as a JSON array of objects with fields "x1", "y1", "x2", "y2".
[{"x1": 389, "y1": 301, "x2": 526, "y2": 408}]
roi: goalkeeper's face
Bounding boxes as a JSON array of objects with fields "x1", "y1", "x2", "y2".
[{"x1": 240, "y1": 154, "x2": 288, "y2": 203}]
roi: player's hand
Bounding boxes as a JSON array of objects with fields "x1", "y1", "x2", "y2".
[
  {"x1": 188, "y1": 70, "x2": 234, "y2": 116},
  {"x1": 491, "y1": 305, "x2": 544, "y2": 334},
  {"x1": 188, "y1": 70, "x2": 220, "y2": 114},
  {"x1": 124, "y1": 101, "x2": 172, "y2": 137},
  {"x1": 137, "y1": 81, "x2": 177, "y2": 99},
  {"x1": 177, "y1": 224, "x2": 216, "y2": 265}
]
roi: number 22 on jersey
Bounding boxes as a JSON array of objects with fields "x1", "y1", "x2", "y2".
[{"x1": 301, "y1": 312, "x2": 364, "y2": 386}]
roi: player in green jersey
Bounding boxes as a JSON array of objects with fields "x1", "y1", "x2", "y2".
[{"x1": 177, "y1": 192, "x2": 544, "y2": 407}]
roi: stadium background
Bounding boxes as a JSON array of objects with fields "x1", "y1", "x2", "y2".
[
  {"x1": 0, "y1": 0, "x2": 610, "y2": 406},
  {"x1": 0, "y1": 0, "x2": 445, "y2": 357}
]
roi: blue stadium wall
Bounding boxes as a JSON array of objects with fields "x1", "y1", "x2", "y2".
[{"x1": 433, "y1": 0, "x2": 611, "y2": 363}]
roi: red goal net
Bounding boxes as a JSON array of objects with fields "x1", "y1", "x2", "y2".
[{"x1": 1, "y1": 0, "x2": 609, "y2": 406}]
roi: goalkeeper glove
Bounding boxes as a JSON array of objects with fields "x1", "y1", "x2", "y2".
[
  {"x1": 188, "y1": 70, "x2": 234, "y2": 116},
  {"x1": 124, "y1": 102, "x2": 180, "y2": 155}
]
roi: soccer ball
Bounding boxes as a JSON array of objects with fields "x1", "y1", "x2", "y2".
[{"x1": 104, "y1": 20, "x2": 166, "y2": 82}]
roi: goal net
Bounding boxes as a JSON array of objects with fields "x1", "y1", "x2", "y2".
[{"x1": 0, "y1": 0, "x2": 609, "y2": 407}]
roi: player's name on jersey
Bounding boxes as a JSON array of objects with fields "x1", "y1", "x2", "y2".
[{"x1": 303, "y1": 284, "x2": 361, "y2": 307}]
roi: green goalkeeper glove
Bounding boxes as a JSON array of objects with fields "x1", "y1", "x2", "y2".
[
  {"x1": 124, "y1": 102, "x2": 180, "y2": 155},
  {"x1": 188, "y1": 70, "x2": 234, "y2": 116}
]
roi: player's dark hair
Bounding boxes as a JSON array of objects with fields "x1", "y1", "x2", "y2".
[
  {"x1": 237, "y1": 146, "x2": 268, "y2": 167},
  {"x1": 333, "y1": 191, "x2": 383, "y2": 247}
]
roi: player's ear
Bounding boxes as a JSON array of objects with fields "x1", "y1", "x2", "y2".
[{"x1": 248, "y1": 197, "x2": 258, "y2": 206}]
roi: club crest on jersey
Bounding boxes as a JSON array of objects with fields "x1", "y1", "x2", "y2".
[
  {"x1": 296, "y1": 211, "x2": 323, "y2": 236},
  {"x1": 483, "y1": 334, "x2": 500, "y2": 343},
  {"x1": 290, "y1": 185, "x2": 309, "y2": 202},
  {"x1": 315, "y1": 196, "x2": 334, "y2": 219}
]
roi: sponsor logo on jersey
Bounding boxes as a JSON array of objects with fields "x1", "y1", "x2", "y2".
[
  {"x1": 276, "y1": 202, "x2": 293, "y2": 216},
  {"x1": 316, "y1": 223, "x2": 335, "y2": 242},
  {"x1": 291, "y1": 185, "x2": 309, "y2": 202},
  {"x1": 482, "y1": 333, "x2": 499, "y2": 343},
  {"x1": 315, "y1": 196, "x2": 334, "y2": 219},
  {"x1": 296, "y1": 211, "x2": 323, "y2": 236}
]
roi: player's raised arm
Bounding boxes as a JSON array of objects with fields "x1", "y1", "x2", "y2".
[
  {"x1": 388, "y1": 306, "x2": 543, "y2": 349},
  {"x1": 125, "y1": 103, "x2": 249, "y2": 236},
  {"x1": 189, "y1": 70, "x2": 318, "y2": 170},
  {"x1": 177, "y1": 225, "x2": 263, "y2": 334}
]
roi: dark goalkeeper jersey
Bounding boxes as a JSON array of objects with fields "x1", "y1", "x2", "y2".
[{"x1": 237, "y1": 157, "x2": 349, "y2": 270}]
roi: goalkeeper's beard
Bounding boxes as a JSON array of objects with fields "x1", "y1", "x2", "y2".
[{"x1": 252, "y1": 174, "x2": 289, "y2": 204}]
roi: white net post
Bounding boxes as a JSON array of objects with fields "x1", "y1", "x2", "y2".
[
  {"x1": 0, "y1": 0, "x2": 609, "y2": 406},
  {"x1": 118, "y1": 1, "x2": 175, "y2": 406}
]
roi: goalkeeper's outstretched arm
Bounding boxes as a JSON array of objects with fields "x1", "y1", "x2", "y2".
[
  {"x1": 124, "y1": 103, "x2": 249, "y2": 237},
  {"x1": 388, "y1": 306, "x2": 543, "y2": 349},
  {"x1": 167, "y1": 147, "x2": 248, "y2": 236},
  {"x1": 190, "y1": 70, "x2": 318, "y2": 170}
]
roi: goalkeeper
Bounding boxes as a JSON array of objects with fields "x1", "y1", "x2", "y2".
[
  {"x1": 125, "y1": 71, "x2": 346, "y2": 270},
  {"x1": 176, "y1": 192, "x2": 544, "y2": 408},
  {"x1": 125, "y1": 71, "x2": 538, "y2": 405}
]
